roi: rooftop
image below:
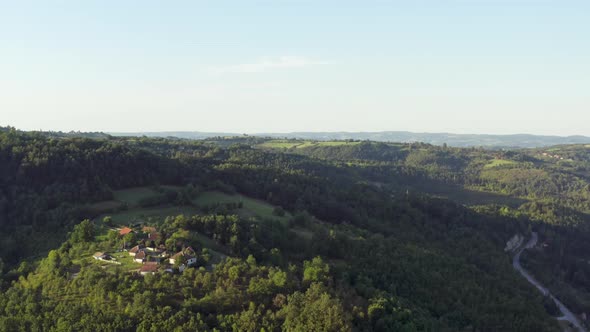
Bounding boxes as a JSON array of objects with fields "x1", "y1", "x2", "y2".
[
  {"x1": 119, "y1": 227, "x2": 133, "y2": 235},
  {"x1": 140, "y1": 263, "x2": 158, "y2": 273}
]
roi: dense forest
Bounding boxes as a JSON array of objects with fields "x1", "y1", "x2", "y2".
[
  {"x1": 0, "y1": 127, "x2": 588, "y2": 331},
  {"x1": 255, "y1": 138, "x2": 590, "y2": 326}
]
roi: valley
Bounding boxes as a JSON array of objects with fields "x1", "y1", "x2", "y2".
[{"x1": 0, "y1": 127, "x2": 589, "y2": 331}]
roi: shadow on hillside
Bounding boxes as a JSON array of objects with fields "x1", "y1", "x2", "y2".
[{"x1": 405, "y1": 182, "x2": 527, "y2": 208}]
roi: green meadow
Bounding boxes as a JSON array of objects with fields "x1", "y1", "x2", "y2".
[
  {"x1": 483, "y1": 159, "x2": 519, "y2": 169},
  {"x1": 112, "y1": 187, "x2": 161, "y2": 207},
  {"x1": 193, "y1": 191, "x2": 291, "y2": 223},
  {"x1": 257, "y1": 139, "x2": 361, "y2": 150}
]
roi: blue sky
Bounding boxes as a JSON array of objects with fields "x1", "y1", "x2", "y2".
[{"x1": 1, "y1": 1, "x2": 589, "y2": 135}]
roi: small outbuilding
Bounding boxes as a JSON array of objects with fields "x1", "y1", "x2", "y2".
[{"x1": 93, "y1": 252, "x2": 109, "y2": 260}]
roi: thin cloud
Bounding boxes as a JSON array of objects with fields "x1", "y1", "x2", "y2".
[{"x1": 209, "y1": 56, "x2": 329, "y2": 74}]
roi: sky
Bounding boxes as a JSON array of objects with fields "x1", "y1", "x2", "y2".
[{"x1": 1, "y1": 1, "x2": 589, "y2": 135}]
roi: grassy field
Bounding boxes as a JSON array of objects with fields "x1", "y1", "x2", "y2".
[
  {"x1": 94, "y1": 205, "x2": 200, "y2": 226},
  {"x1": 483, "y1": 159, "x2": 519, "y2": 169},
  {"x1": 257, "y1": 140, "x2": 303, "y2": 149},
  {"x1": 85, "y1": 200, "x2": 124, "y2": 215},
  {"x1": 193, "y1": 191, "x2": 291, "y2": 223},
  {"x1": 313, "y1": 141, "x2": 361, "y2": 147},
  {"x1": 257, "y1": 140, "x2": 361, "y2": 150},
  {"x1": 207, "y1": 249, "x2": 227, "y2": 266},
  {"x1": 89, "y1": 185, "x2": 192, "y2": 225},
  {"x1": 113, "y1": 187, "x2": 161, "y2": 207},
  {"x1": 107, "y1": 251, "x2": 142, "y2": 271},
  {"x1": 193, "y1": 233, "x2": 228, "y2": 254},
  {"x1": 97, "y1": 187, "x2": 292, "y2": 225},
  {"x1": 160, "y1": 185, "x2": 184, "y2": 191}
]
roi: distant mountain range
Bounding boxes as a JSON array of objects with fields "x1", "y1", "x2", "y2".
[{"x1": 109, "y1": 131, "x2": 590, "y2": 149}]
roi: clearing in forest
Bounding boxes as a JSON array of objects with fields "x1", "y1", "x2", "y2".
[
  {"x1": 257, "y1": 139, "x2": 361, "y2": 150},
  {"x1": 483, "y1": 159, "x2": 519, "y2": 169},
  {"x1": 112, "y1": 187, "x2": 162, "y2": 207},
  {"x1": 193, "y1": 191, "x2": 291, "y2": 224}
]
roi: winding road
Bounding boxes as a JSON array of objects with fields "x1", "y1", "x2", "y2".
[{"x1": 513, "y1": 232, "x2": 587, "y2": 332}]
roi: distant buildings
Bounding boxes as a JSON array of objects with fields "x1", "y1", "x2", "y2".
[
  {"x1": 100, "y1": 225, "x2": 200, "y2": 275},
  {"x1": 540, "y1": 152, "x2": 565, "y2": 160}
]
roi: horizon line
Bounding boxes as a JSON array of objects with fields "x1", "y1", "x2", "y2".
[{"x1": 3, "y1": 125, "x2": 589, "y2": 138}]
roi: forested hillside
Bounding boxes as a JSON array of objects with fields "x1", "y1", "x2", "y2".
[
  {"x1": 0, "y1": 128, "x2": 584, "y2": 331},
  {"x1": 254, "y1": 138, "x2": 590, "y2": 328}
]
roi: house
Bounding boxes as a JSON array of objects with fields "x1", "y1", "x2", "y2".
[
  {"x1": 139, "y1": 262, "x2": 158, "y2": 276},
  {"x1": 93, "y1": 252, "x2": 109, "y2": 260},
  {"x1": 128, "y1": 245, "x2": 144, "y2": 257},
  {"x1": 169, "y1": 248, "x2": 197, "y2": 268},
  {"x1": 149, "y1": 250, "x2": 168, "y2": 264},
  {"x1": 134, "y1": 250, "x2": 147, "y2": 263},
  {"x1": 186, "y1": 256, "x2": 197, "y2": 266},
  {"x1": 147, "y1": 232, "x2": 161, "y2": 242},
  {"x1": 119, "y1": 227, "x2": 133, "y2": 236},
  {"x1": 185, "y1": 247, "x2": 197, "y2": 266}
]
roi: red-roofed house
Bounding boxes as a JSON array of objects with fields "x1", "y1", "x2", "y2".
[
  {"x1": 128, "y1": 245, "x2": 144, "y2": 257},
  {"x1": 147, "y1": 232, "x2": 161, "y2": 241},
  {"x1": 119, "y1": 227, "x2": 133, "y2": 236},
  {"x1": 139, "y1": 262, "x2": 158, "y2": 276},
  {"x1": 134, "y1": 250, "x2": 147, "y2": 263}
]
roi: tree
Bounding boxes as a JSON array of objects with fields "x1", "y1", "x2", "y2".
[
  {"x1": 303, "y1": 257, "x2": 330, "y2": 284},
  {"x1": 272, "y1": 207, "x2": 286, "y2": 217},
  {"x1": 107, "y1": 230, "x2": 120, "y2": 245},
  {"x1": 123, "y1": 232, "x2": 136, "y2": 246},
  {"x1": 281, "y1": 283, "x2": 351, "y2": 332},
  {"x1": 200, "y1": 248, "x2": 211, "y2": 265},
  {"x1": 103, "y1": 216, "x2": 113, "y2": 226},
  {"x1": 70, "y1": 219, "x2": 94, "y2": 243},
  {"x1": 173, "y1": 254, "x2": 187, "y2": 269}
]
